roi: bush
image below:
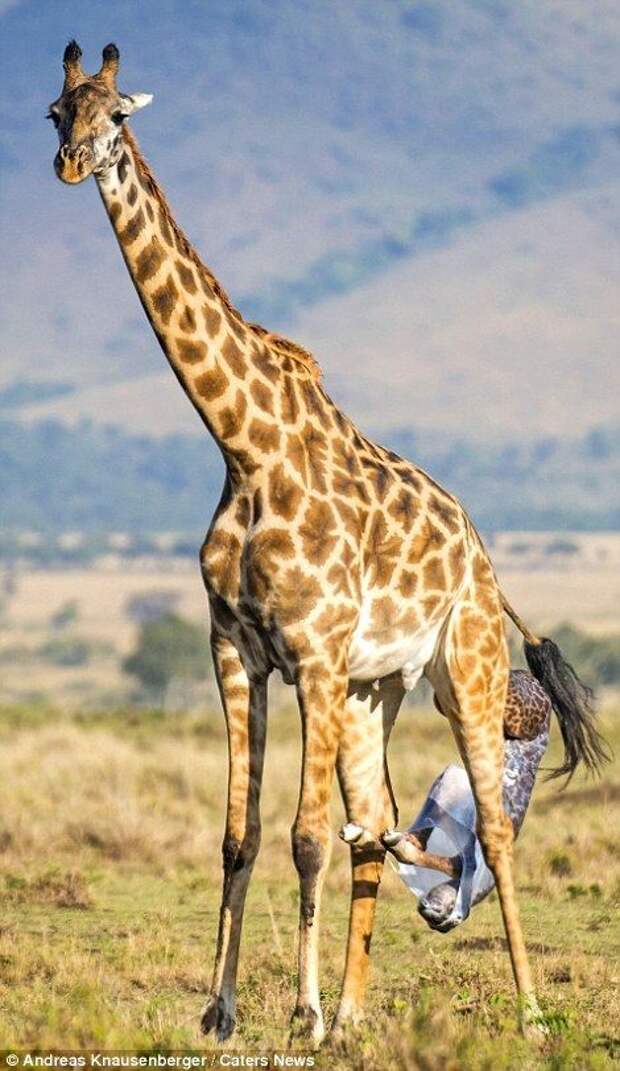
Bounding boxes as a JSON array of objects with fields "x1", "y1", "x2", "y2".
[
  {"x1": 125, "y1": 589, "x2": 181, "y2": 624},
  {"x1": 551, "y1": 624, "x2": 620, "y2": 688},
  {"x1": 39, "y1": 637, "x2": 91, "y2": 667},
  {"x1": 123, "y1": 614, "x2": 210, "y2": 703},
  {"x1": 50, "y1": 599, "x2": 80, "y2": 630}
]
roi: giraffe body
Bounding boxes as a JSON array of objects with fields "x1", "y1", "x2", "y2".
[{"x1": 49, "y1": 42, "x2": 608, "y2": 1046}]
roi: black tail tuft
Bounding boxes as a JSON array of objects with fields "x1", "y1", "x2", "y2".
[{"x1": 524, "y1": 638, "x2": 611, "y2": 783}]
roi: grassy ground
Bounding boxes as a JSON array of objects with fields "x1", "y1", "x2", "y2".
[{"x1": 0, "y1": 700, "x2": 617, "y2": 1068}]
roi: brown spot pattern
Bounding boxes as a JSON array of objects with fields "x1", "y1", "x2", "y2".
[
  {"x1": 203, "y1": 303, "x2": 222, "y2": 339},
  {"x1": 246, "y1": 529, "x2": 296, "y2": 602},
  {"x1": 218, "y1": 391, "x2": 247, "y2": 440},
  {"x1": 177, "y1": 338, "x2": 206, "y2": 364},
  {"x1": 366, "y1": 513, "x2": 401, "y2": 586},
  {"x1": 268, "y1": 463, "x2": 303, "y2": 520},
  {"x1": 158, "y1": 205, "x2": 174, "y2": 247},
  {"x1": 176, "y1": 259, "x2": 197, "y2": 294},
  {"x1": 281, "y1": 376, "x2": 299, "y2": 424},
  {"x1": 503, "y1": 670, "x2": 551, "y2": 740},
  {"x1": 179, "y1": 305, "x2": 196, "y2": 333},
  {"x1": 250, "y1": 378, "x2": 275, "y2": 415},
  {"x1": 117, "y1": 151, "x2": 130, "y2": 184},
  {"x1": 119, "y1": 206, "x2": 145, "y2": 245},
  {"x1": 151, "y1": 275, "x2": 179, "y2": 325},
  {"x1": 136, "y1": 236, "x2": 165, "y2": 283},
  {"x1": 423, "y1": 556, "x2": 446, "y2": 591},
  {"x1": 248, "y1": 419, "x2": 280, "y2": 453},
  {"x1": 276, "y1": 568, "x2": 321, "y2": 625},
  {"x1": 221, "y1": 335, "x2": 246, "y2": 378},
  {"x1": 299, "y1": 499, "x2": 338, "y2": 565},
  {"x1": 194, "y1": 364, "x2": 229, "y2": 401}
]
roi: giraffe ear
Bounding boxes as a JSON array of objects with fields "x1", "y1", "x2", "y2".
[{"x1": 120, "y1": 92, "x2": 154, "y2": 114}]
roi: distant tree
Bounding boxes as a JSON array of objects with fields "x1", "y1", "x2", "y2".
[
  {"x1": 40, "y1": 636, "x2": 90, "y2": 667},
  {"x1": 122, "y1": 613, "x2": 209, "y2": 704},
  {"x1": 2, "y1": 569, "x2": 18, "y2": 599},
  {"x1": 50, "y1": 599, "x2": 80, "y2": 630},
  {"x1": 545, "y1": 539, "x2": 579, "y2": 556},
  {"x1": 584, "y1": 428, "x2": 611, "y2": 461},
  {"x1": 125, "y1": 589, "x2": 181, "y2": 624},
  {"x1": 551, "y1": 624, "x2": 620, "y2": 689}
]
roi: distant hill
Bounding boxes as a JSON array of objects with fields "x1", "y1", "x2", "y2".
[{"x1": 1, "y1": 417, "x2": 617, "y2": 536}]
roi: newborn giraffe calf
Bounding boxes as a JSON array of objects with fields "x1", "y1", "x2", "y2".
[{"x1": 341, "y1": 669, "x2": 551, "y2": 886}]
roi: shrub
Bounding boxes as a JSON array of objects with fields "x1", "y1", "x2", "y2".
[
  {"x1": 125, "y1": 589, "x2": 181, "y2": 624},
  {"x1": 50, "y1": 599, "x2": 80, "y2": 630},
  {"x1": 122, "y1": 613, "x2": 210, "y2": 703},
  {"x1": 39, "y1": 637, "x2": 91, "y2": 667}
]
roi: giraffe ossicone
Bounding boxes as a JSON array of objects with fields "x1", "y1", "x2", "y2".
[{"x1": 49, "y1": 40, "x2": 609, "y2": 1044}]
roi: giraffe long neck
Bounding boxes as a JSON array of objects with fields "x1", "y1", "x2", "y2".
[{"x1": 95, "y1": 128, "x2": 290, "y2": 478}]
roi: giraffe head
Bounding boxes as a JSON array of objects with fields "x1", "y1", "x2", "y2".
[{"x1": 49, "y1": 41, "x2": 152, "y2": 184}]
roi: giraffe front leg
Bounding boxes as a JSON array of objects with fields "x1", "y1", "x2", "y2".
[
  {"x1": 201, "y1": 635, "x2": 268, "y2": 1041},
  {"x1": 332, "y1": 676, "x2": 404, "y2": 1035},
  {"x1": 290, "y1": 661, "x2": 346, "y2": 1046}
]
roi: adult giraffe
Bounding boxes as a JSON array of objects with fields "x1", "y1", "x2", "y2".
[{"x1": 48, "y1": 42, "x2": 608, "y2": 1043}]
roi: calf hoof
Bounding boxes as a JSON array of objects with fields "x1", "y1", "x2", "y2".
[
  {"x1": 289, "y1": 1004, "x2": 324, "y2": 1047},
  {"x1": 200, "y1": 994, "x2": 236, "y2": 1041},
  {"x1": 418, "y1": 881, "x2": 461, "y2": 931},
  {"x1": 381, "y1": 830, "x2": 403, "y2": 848}
]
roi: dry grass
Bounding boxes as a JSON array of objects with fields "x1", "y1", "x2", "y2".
[{"x1": 0, "y1": 700, "x2": 617, "y2": 1066}]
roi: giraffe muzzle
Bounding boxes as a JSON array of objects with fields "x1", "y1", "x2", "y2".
[{"x1": 55, "y1": 142, "x2": 95, "y2": 184}]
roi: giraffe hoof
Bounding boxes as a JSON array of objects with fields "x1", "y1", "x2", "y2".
[
  {"x1": 200, "y1": 994, "x2": 236, "y2": 1041},
  {"x1": 340, "y1": 823, "x2": 365, "y2": 844},
  {"x1": 340, "y1": 824, "x2": 381, "y2": 848},
  {"x1": 519, "y1": 995, "x2": 549, "y2": 1040},
  {"x1": 289, "y1": 1004, "x2": 324, "y2": 1047},
  {"x1": 381, "y1": 830, "x2": 421, "y2": 865}
]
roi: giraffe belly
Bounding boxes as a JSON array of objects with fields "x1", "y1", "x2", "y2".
[{"x1": 347, "y1": 614, "x2": 442, "y2": 689}]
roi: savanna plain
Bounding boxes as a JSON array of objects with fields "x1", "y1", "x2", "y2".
[{"x1": 0, "y1": 553, "x2": 618, "y2": 1070}]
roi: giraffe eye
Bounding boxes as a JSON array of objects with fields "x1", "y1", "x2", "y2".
[{"x1": 111, "y1": 111, "x2": 127, "y2": 126}]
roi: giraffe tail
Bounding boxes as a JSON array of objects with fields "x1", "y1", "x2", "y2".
[{"x1": 500, "y1": 593, "x2": 611, "y2": 782}]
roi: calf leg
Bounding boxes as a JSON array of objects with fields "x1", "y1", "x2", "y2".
[{"x1": 333, "y1": 675, "x2": 404, "y2": 1032}]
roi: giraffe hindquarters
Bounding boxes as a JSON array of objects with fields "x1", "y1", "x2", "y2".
[
  {"x1": 427, "y1": 589, "x2": 545, "y2": 1034},
  {"x1": 333, "y1": 674, "x2": 405, "y2": 1033}
]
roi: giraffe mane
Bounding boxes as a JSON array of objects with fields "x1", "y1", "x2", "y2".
[{"x1": 122, "y1": 128, "x2": 322, "y2": 382}]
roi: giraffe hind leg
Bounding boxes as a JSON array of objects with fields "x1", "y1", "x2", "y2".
[{"x1": 429, "y1": 592, "x2": 546, "y2": 1034}]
